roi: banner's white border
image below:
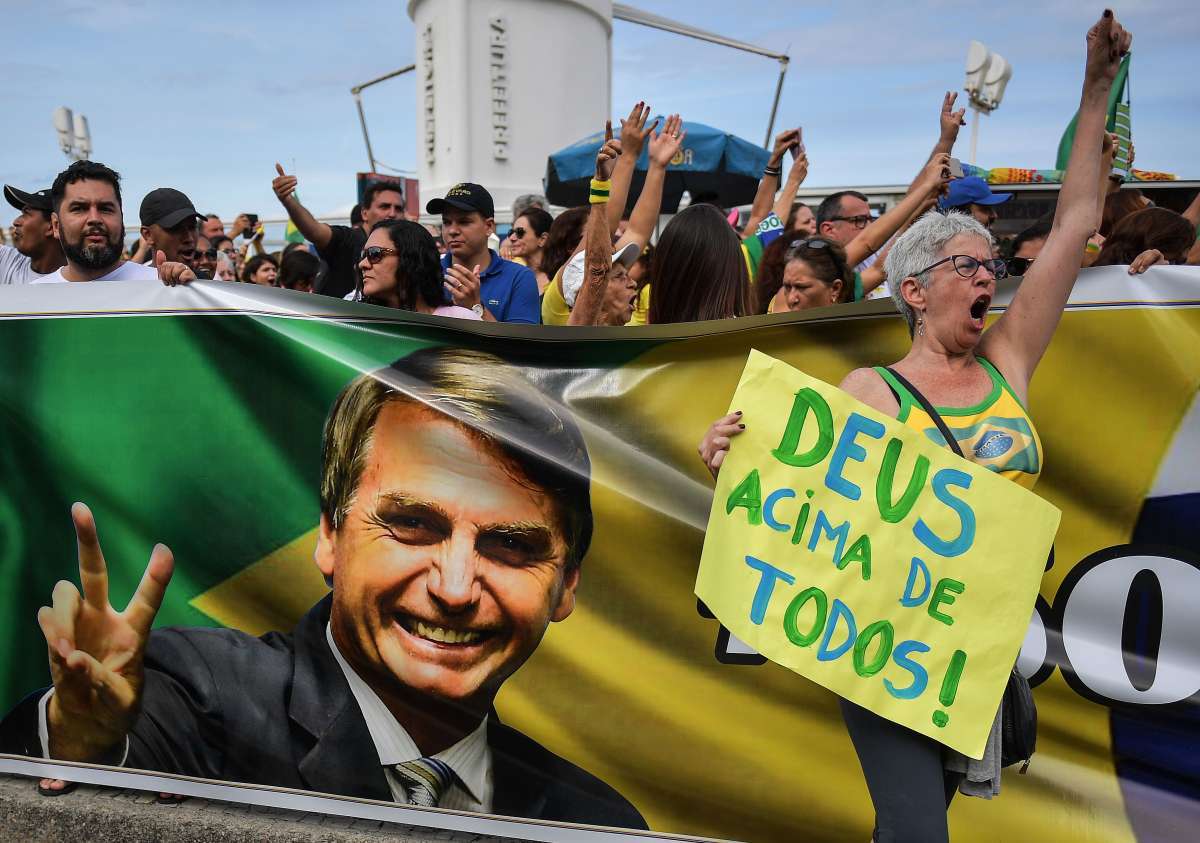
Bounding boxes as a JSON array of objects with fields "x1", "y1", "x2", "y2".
[{"x1": 0, "y1": 756, "x2": 730, "y2": 843}]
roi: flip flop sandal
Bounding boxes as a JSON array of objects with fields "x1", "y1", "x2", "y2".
[{"x1": 37, "y1": 779, "x2": 79, "y2": 797}]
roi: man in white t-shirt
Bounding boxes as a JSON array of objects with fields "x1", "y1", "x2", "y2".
[
  {"x1": 1, "y1": 185, "x2": 65, "y2": 284},
  {"x1": 36, "y1": 161, "x2": 194, "y2": 286}
]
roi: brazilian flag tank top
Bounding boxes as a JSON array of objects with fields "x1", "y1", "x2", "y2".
[{"x1": 873, "y1": 357, "x2": 1042, "y2": 490}]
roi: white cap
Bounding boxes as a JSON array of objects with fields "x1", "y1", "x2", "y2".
[{"x1": 561, "y1": 241, "x2": 641, "y2": 308}]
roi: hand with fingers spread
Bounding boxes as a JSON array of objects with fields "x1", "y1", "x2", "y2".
[
  {"x1": 939, "y1": 91, "x2": 966, "y2": 144},
  {"x1": 155, "y1": 250, "x2": 196, "y2": 287},
  {"x1": 698, "y1": 411, "x2": 746, "y2": 480},
  {"x1": 40, "y1": 503, "x2": 174, "y2": 762},
  {"x1": 272, "y1": 163, "x2": 300, "y2": 206},
  {"x1": 444, "y1": 262, "x2": 482, "y2": 310},
  {"x1": 595, "y1": 121, "x2": 622, "y2": 181},
  {"x1": 618, "y1": 101, "x2": 657, "y2": 160},
  {"x1": 648, "y1": 114, "x2": 686, "y2": 170}
]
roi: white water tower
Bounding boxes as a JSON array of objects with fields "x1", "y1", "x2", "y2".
[
  {"x1": 963, "y1": 41, "x2": 1013, "y2": 164},
  {"x1": 53, "y1": 106, "x2": 92, "y2": 162}
]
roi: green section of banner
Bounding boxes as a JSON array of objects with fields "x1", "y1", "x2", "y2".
[{"x1": 1056, "y1": 54, "x2": 1130, "y2": 170}]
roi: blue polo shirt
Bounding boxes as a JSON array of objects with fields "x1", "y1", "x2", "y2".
[{"x1": 441, "y1": 249, "x2": 540, "y2": 324}]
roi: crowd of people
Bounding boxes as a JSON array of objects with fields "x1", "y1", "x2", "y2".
[
  {"x1": 4, "y1": 68, "x2": 1196, "y2": 320},
  {"x1": 0, "y1": 7, "x2": 1197, "y2": 838}
]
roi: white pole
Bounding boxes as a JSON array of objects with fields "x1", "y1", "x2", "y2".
[{"x1": 968, "y1": 105, "x2": 982, "y2": 166}]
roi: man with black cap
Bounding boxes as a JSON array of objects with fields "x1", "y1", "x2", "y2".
[
  {"x1": 938, "y1": 176, "x2": 1012, "y2": 230},
  {"x1": 1, "y1": 185, "x2": 66, "y2": 284},
  {"x1": 140, "y1": 188, "x2": 204, "y2": 269},
  {"x1": 271, "y1": 164, "x2": 404, "y2": 298},
  {"x1": 429, "y1": 183, "x2": 539, "y2": 324},
  {"x1": 35, "y1": 160, "x2": 194, "y2": 287}
]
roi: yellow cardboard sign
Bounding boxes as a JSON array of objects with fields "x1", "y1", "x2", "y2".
[{"x1": 696, "y1": 350, "x2": 1061, "y2": 758}]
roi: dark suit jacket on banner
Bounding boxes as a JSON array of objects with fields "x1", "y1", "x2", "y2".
[{"x1": 0, "y1": 595, "x2": 646, "y2": 830}]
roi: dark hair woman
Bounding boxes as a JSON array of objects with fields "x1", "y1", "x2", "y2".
[
  {"x1": 278, "y1": 250, "x2": 323, "y2": 292},
  {"x1": 242, "y1": 253, "x2": 278, "y2": 285},
  {"x1": 1093, "y1": 206, "x2": 1195, "y2": 267},
  {"x1": 753, "y1": 236, "x2": 792, "y2": 314},
  {"x1": 1099, "y1": 187, "x2": 1150, "y2": 237},
  {"x1": 540, "y1": 206, "x2": 589, "y2": 284},
  {"x1": 355, "y1": 220, "x2": 481, "y2": 319},
  {"x1": 777, "y1": 237, "x2": 854, "y2": 311},
  {"x1": 648, "y1": 204, "x2": 753, "y2": 323},
  {"x1": 506, "y1": 207, "x2": 554, "y2": 293}
]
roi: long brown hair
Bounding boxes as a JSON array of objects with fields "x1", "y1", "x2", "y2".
[
  {"x1": 1100, "y1": 188, "x2": 1147, "y2": 237},
  {"x1": 649, "y1": 205, "x2": 752, "y2": 323},
  {"x1": 1094, "y1": 207, "x2": 1194, "y2": 266},
  {"x1": 540, "y1": 206, "x2": 589, "y2": 281},
  {"x1": 753, "y1": 236, "x2": 792, "y2": 314}
]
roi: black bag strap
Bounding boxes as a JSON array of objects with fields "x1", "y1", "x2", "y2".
[{"x1": 884, "y1": 367, "x2": 965, "y2": 458}]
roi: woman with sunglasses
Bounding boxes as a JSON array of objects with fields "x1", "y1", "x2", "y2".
[
  {"x1": 506, "y1": 208, "x2": 553, "y2": 293},
  {"x1": 776, "y1": 237, "x2": 855, "y2": 311},
  {"x1": 700, "y1": 13, "x2": 1130, "y2": 842},
  {"x1": 355, "y1": 220, "x2": 481, "y2": 319}
]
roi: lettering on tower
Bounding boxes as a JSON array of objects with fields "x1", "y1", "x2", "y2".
[
  {"x1": 489, "y1": 16, "x2": 509, "y2": 161},
  {"x1": 422, "y1": 24, "x2": 436, "y2": 167}
]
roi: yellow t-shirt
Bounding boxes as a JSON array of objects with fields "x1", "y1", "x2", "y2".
[{"x1": 541, "y1": 266, "x2": 571, "y2": 326}]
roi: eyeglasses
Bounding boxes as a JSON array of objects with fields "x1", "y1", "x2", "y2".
[
  {"x1": 828, "y1": 214, "x2": 872, "y2": 229},
  {"x1": 198, "y1": 249, "x2": 219, "y2": 260},
  {"x1": 359, "y1": 246, "x2": 397, "y2": 265},
  {"x1": 508, "y1": 226, "x2": 527, "y2": 240},
  {"x1": 917, "y1": 254, "x2": 1008, "y2": 280},
  {"x1": 1007, "y1": 256, "x2": 1034, "y2": 276}
]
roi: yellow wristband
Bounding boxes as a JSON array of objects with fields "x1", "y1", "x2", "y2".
[
  {"x1": 589, "y1": 178, "x2": 612, "y2": 192},
  {"x1": 589, "y1": 178, "x2": 611, "y2": 205}
]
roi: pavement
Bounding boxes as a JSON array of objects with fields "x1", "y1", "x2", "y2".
[{"x1": 0, "y1": 774, "x2": 537, "y2": 843}]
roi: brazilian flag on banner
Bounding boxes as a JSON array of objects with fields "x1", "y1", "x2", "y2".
[
  {"x1": 1056, "y1": 53, "x2": 1132, "y2": 174},
  {"x1": 1, "y1": 272, "x2": 1199, "y2": 843}
]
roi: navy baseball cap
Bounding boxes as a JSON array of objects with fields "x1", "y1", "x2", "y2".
[
  {"x1": 939, "y1": 176, "x2": 1012, "y2": 210},
  {"x1": 426, "y1": 183, "x2": 495, "y2": 218},
  {"x1": 4, "y1": 185, "x2": 52, "y2": 213}
]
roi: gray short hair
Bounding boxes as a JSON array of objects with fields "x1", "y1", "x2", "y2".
[
  {"x1": 885, "y1": 210, "x2": 994, "y2": 336},
  {"x1": 511, "y1": 193, "x2": 548, "y2": 220}
]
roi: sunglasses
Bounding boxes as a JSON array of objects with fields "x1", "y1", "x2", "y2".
[
  {"x1": 1007, "y1": 256, "x2": 1034, "y2": 276},
  {"x1": 786, "y1": 237, "x2": 848, "y2": 274},
  {"x1": 359, "y1": 246, "x2": 397, "y2": 265},
  {"x1": 198, "y1": 248, "x2": 219, "y2": 260},
  {"x1": 508, "y1": 227, "x2": 527, "y2": 240},
  {"x1": 917, "y1": 254, "x2": 1008, "y2": 280}
]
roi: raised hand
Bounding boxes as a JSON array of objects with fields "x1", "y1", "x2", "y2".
[
  {"x1": 698, "y1": 411, "x2": 746, "y2": 480},
  {"x1": 940, "y1": 91, "x2": 966, "y2": 142},
  {"x1": 272, "y1": 163, "x2": 299, "y2": 205},
  {"x1": 595, "y1": 121, "x2": 622, "y2": 181},
  {"x1": 788, "y1": 151, "x2": 810, "y2": 185},
  {"x1": 40, "y1": 503, "x2": 174, "y2": 761},
  {"x1": 444, "y1": 262, "x2": 482, "y2": 309},
  {"x1": 648, "y1": 114, "x2": 686, "y2": 169},
  {"x1": 1085, "y1": 9, "x2": 1132, "y2": 85},
  {"x1": 770, "y1": 128, "x2": 801, "y2": 166},
  {"x1": 618, "y1": 101, "x2": 657, "y2": 160},
  {"x1": 919, "y1": 152, "x2": 953, "y2": 200},
  {"x1": 155, "y1": 250, "x2": 196, "y2": 287}
]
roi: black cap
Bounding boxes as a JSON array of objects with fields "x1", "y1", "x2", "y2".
[
  {"x1": 426, "y1": 183, "x2": 494, "y2": 218},
  {"x1": 4, "y1": 185, "x2": 52, "y2": 213},
  {"x1": 139, "y1": 187, "x2": 204, "y2": 228}
]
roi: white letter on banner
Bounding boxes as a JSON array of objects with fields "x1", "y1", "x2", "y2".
[{"x1": 1061, "y1": 553, "x2": 1200, "y2": 704}]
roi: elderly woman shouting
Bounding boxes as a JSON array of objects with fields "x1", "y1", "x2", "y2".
[{"x1": 699, "y1": 11, "x2": 1130, "y2": 843}]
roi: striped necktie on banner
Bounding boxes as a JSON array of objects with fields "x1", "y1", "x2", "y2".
[{"x1": 393, "y1": 756, "x2": 455, "y2": 807}]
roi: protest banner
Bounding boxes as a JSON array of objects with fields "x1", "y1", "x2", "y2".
[
  {"x1": 696, "y1": 350, "x2": 1061, "y2": 758},
  {"x1": 0, "y1": 266, "x2": 1198, "y2": 842}
]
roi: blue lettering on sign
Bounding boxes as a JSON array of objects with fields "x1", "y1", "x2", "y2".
[
  {"x1": 745, "y1": 556, "x2": 796, "y2": 624},
  {"x1": 884, "y1": 640, "x2": 931, "y2": 699},
  {"x1": 816, "y1": 599, "x2": 857, "y2": 661},
  {"x1": 824, "y1": 412, "x2": 886, "y2": 502},
  {"x1": 913, "y1": 468, "x2": 976, "y2": 558},
  {"x1": 763, "y1": 488, "x2": 796, "y2": 532}
]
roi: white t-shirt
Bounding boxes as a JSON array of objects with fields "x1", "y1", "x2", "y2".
[
  {"x1": 0, "y1": 245, "x2": 57, "y2": 285},
  {"x1": 32, "y1": 260, "x2": 159, "y2": 285}
]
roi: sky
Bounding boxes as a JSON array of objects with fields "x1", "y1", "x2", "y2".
[{"x1": 2, "y1": 0, "x2": 1197, "y2": 231}]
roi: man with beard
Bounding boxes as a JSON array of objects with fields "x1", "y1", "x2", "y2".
[
  {"x1": 1, "y1": 185, "x2": 65, "y2": 284},
  {"x1": 139, "y1": 188, "x2": 204, "y2": 269},
  {"x1": 35, "y1": 161, "x2": 194, "y2": 286}
]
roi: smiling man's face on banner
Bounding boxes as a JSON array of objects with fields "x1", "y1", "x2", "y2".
[{"x1": 317, "y1": 401, "x2": 580, "y2": 707}]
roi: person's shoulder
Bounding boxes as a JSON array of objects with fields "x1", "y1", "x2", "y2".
[
  {"x1": 489, "y1": 720, "x2": 647, "y2": 829},
  {"x1": 840, "y1": 366, "x2": 899, "y2": 416},
  {"x1": 321, "y1": 224, "x2": 363, "y2": 254},
  {"x1": 146, "y1": 624, "x2": 296, "y2": 681},
  {"x1": 114, "y1": 260, "x2": 159, "y2": 281}
]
